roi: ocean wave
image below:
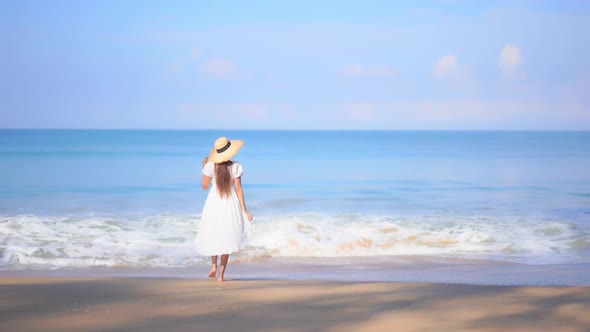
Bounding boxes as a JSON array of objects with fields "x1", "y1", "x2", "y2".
[{"x1": 1, "y1": 213, "x2": 589, "y2": 269}]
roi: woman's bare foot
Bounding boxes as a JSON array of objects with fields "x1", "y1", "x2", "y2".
[
  {"x1": 217, "y1": 255, "x2": 229, "y2": 282},
  {"x1": 208, "y1": 268, "x2": 217, "y2": 278}
]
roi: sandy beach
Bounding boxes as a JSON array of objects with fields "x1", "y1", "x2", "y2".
[{"x1": 1, "y1": 277, "x2": 589, "y2": 331}]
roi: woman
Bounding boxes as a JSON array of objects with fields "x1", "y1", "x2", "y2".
[{"x1": 195, "y1": 136, "x2": 253, "y2": 282}]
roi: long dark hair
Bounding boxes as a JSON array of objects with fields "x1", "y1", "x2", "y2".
[{"x1": 215, "y1": 161, "x2": 234, "y2": 198}]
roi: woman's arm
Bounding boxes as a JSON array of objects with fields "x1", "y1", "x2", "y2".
[
  {"x1": 201, "y1": 157, "x2": 211, "y2": 190},
  {"x1": 202, "y1": 175, "x2": 211, "y2": 190},
  {"x1": 234, "y1": 177, "x2": 253, "y2": 221}
]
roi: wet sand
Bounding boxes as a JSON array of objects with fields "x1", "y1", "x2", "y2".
[{"x1": 1, "y1": 277, "x2": 589, "y2": 331}]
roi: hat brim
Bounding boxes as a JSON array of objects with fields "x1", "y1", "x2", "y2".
[{"x1": 208, "y1": 140, "x2": 244, "y2": 163}]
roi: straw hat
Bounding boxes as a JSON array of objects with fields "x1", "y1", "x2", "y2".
[{"x1": 208, "y1": 137, "x2": 244, "y2": 163}]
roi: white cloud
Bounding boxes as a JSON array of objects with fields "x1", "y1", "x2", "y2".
[
  {"x1": 499, "y1": 44, "x2": 524, "y2": 78},
  {"x1": 381, "y1": 97, "x2": 590, "y2": 130},
  {"x1": 178, "y1": 103, "x2": 270, "y2": 119},
  {"x1": 433, "y1": 55, "x2": 471, "y2": 79},
  {"x1": 174, "y1": 96, "x2": 590, "y2": 130},
  {"x1": 235, "y1": 104, "x2": 271, "y2": 119},
  {"x1": 432, "y1": 55, "x2": 475, "y2": 92},
  {"x1": 176, "y1": 102, "x2": 295, "y2": 126},
  {"x1": 200, "y1": 58, "x2": 240, "y2": 80},
  {"x1": 433, "y1": 55, "x2": 458, "y2": 78},
  {"x1": 345, "y1": 103, "x2": 377, "y2": 121},
  {"x1": 342, "y1": 65, "x2": 394, "y2": 77}
]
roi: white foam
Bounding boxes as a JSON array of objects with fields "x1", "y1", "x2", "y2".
[
  {"x1": 0, "y1": 214, "x2": 201, "y2": 268},
  {"x1": 243, "y1": 214, "x2": 587, "y2": 263},
  {"x1": 0, "y1": 213, "x2": 588, "y2": 269}
]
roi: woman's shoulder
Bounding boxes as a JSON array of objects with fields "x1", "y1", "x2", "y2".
[
  {"x1": 231, "y1": 160, "x2": 244, "y2": 177},
  {"x1": 205, "y1": 160, "x2": 216, "y2": 168},
  {"x1": 202, "y1": 160, "x2": 215, "y2": 175},
  {"x1": 231, "y1": 160, "x2": 243, "y2": 170}
]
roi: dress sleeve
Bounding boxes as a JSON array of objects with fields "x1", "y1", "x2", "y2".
[
  {"x1": 202, "y1": 161, "x2": 214, "y2": 177},
  {"x1": 232, "y1": 162, "x2": 243, "y2": 178}
]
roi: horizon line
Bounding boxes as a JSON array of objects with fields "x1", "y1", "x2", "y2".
[{"x1": 1, "y1": 128, "x2": 589, "y2": 132}]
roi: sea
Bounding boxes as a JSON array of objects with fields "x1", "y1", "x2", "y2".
[{"x1": 1, "y1": 129, "x2": 590, "y2": 285}]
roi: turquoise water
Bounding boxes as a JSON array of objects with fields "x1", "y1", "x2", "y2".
[{"x1": 1, "y1": 130, "x2": 590, "y2": 269}]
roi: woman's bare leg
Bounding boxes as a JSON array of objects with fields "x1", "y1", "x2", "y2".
[
  {"x1": 208, "y1": 256, "x2": 218, "y2": 278},
  {"x1": 218, "y1": 254, "x2": 229, "y2": 282}
]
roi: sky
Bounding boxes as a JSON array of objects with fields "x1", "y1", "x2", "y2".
[{"x1": 2, "y1": 0, "x2": 590, "y2": 130}]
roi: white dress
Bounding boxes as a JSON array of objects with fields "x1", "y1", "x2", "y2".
[{"x1": 195, "y1": 161, "x2": 250, "y2": 256}]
